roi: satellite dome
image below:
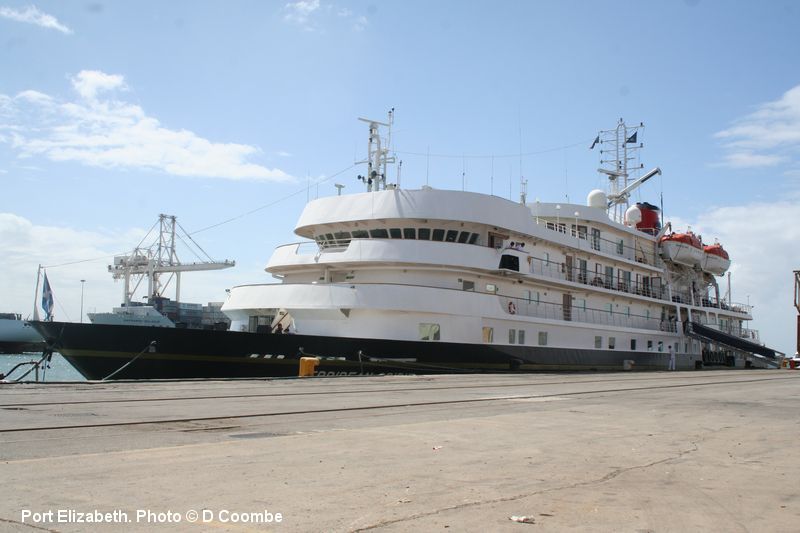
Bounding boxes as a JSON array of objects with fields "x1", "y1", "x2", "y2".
[
  {"x1": 625, "y1": 205, "x2": 642, "y2": 226},
  {"x1": 587, "y1": 189, "x2": 607, "y2": 209}
]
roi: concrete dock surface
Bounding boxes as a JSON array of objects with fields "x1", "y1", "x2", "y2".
[{"x1": 1, "y1": 370, "x2": 798, "y2": 532}]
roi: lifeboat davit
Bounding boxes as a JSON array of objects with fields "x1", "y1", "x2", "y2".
[
  {"x1": 702, "y1": 243, "x2": 731, "y2": 276},
  {"x1": 658, "y1": 231, "x2": 704, "y2": 267}
]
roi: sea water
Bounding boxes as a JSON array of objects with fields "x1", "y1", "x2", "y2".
[{"x1": 0, "y1": 353, "x2": 85, "y2": 381}]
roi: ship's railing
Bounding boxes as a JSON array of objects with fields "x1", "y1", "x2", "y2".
[
  {"x1": 523, "y1": 254, "x2": 691, "y2": 303},
  {"x1": 537, "y1": 219, "x2": 659, "y2": 265},
  {"x1": 502, "y1": 295, "x2": 677, "y2": 333},
  {"x1": 700, "y1": 297, "x2": 753, "y2": 315}
]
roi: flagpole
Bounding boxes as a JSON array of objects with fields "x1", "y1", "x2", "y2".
[{"x1": 32, "y1": 265, "x2": 41, "y2": 321}]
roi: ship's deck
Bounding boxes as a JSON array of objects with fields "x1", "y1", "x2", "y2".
[{"x1": 1, "y1": 371, "x2": 797, "y2": 531}]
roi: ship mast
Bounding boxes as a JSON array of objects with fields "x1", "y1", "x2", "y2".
[
  {"x1": 356, "y1": 108, "x2": 399, "y2": 192},
  {"x1": 597, "y1": 119, "x2": 645, "y2": 222},
  {"x1": 109, "y1": 214, "x2": 235, "y2": 307}
]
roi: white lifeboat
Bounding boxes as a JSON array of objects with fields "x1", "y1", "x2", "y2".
[
  {"x1": 658, "y1": 231, "x2": 704, "y2": 267},
  {"x1": 702, "y1": 243, "x2": 731, "y2": 276}
]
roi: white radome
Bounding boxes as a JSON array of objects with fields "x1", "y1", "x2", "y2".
[
  {"x1": 586, "y1": 189, "x2": 607, "y2": 209},
  {"x1": 624, "y1": 205, "x2": 642, "y2": 226}
]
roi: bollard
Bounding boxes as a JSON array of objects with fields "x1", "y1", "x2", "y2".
[{"x1": 298, "y1": 357, "x2": 320, "y2": 377}]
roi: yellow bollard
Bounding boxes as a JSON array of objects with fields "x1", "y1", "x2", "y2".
[{"x1": 298, "y1": 357, "x2": 320, "y2": 377}]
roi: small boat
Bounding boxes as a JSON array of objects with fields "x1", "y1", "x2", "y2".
[
  {"x1": 658, "y1": 231, "x2": 703, "y2": 268},
  {"x1": 702, "y1": 243, "x2": 731, "y2": 276}
]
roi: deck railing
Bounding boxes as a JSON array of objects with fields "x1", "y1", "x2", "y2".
[{"x1": 502, "y1": 295, "x2": 677, "y2": 333}]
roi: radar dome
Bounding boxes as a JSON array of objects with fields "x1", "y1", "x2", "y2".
[
  {"x1": 587, "y1": 189, "x2": 607, "y2": 209},
  {"x1": 624, "y1": 205, "x2": 642, "y2": 226}
]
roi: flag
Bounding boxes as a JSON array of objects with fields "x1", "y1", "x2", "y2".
[
  {"x1": 589, "y1": 135, "x2": 599, "y2": 149},
  {"x1": 626, "y1": 132, "x2": 638, "y2": 144},
  {"x1": 42, "y1": 272, "x2": 54, "y2": 321}
]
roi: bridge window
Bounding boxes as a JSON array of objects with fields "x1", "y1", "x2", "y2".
[
  {"x1": 352, "y1": 230, "x2": 368, "y2": 239},
  {"x1": 457, "y1": 231, "x2": 470, "y2": 243},
  {"x1": 468, "y1": 232, "x2": 479, "y2": 244},
  {"x1": 334, "y1": 231, "x2": 351, "y2": 241},
  {"x1": 445, "y1": 230, "x2": 458, "y2": 242},
  {"x1": 418, "y1": 228, "x2": 431, "y2": 240},
  {"x1": 389, "y1": 228, "x2": 402, "y2": 238},
  {"x1": 369, "y1": 229, "x2": 389, "y2": 238},
  {"x1": 432, "y1": 229, "x2": 445, "y2": 241},
  {"x1": 403, "y1": 228, "x2": 416, "y2": 239}
]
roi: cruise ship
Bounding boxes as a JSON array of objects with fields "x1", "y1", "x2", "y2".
[{"x1": 32, "y1": 116, "x2": 780, "y2": 379}]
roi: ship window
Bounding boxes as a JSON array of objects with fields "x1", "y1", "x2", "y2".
[
  {"x1": 325, "y1": 233, "x2": 334, "y2": 242},
  {"x1": 606, "y1": 303, "x2": 613, "y2": 315},
  {"x1": 468, "y1": 232, "x2": 479, "y2": 244},
  {"x1": 389, "y1": 228, "x2": 402, "y2": 238},
  {"x1": 457, "y1": 231, "x2": 470, "y2": 243},
  {"x1": 658, "y1": 341, "x2": 664, "y2": 352},
  {"x1": 418, "y1": 228, "x2": 431, "y2": 240},
  {"x1": 617, "y1": 239, "x2": 624, "y2": 255},
  {"x1": 608, "y1": 337, "x2": 616, "y2": 350},
  {"x1": 432, "y1": 229, "x2": 445, "y2": 241},
  {"x1": 518, "y1": 330, "x2": 525, "y2": 344},
  {"x1": 508, "y1": 329, "x2": 516, "y2": 344},
  {"x1": 352, "y1": 230, "x2": 368, "y2": 239},
  {"x1": 631, "y1": 339, "x2": 637, "y2": 350},
  {"x1": 604, "y1": 266, "x2": 614, "y2": 288},
  {"x1": 591, "y1": 228, "x2": 601, "y2": 251},
  {"x1": 445, "y1": 230, "x2": 458, "y2": 242},
  {"x1": 595, "y1": 336, "x2": 602, "y2": 349},
  {"x1": 369, "y1": 229, "x2": 389, "y2": 238},
  {"x1": 647, "y1": 340, "x2": 653, "y2": 351},
  {"x1": 403, "y1": 228, "x2": 416, "y2": 239},
  {"x1": 334, "y1": 231, "x2": 351, "y2": 241},
  {"x1": 482, "y1": 327, "x2": 494, "y2": 343},
  {"x1": 538, "y1": 331, "x2": 548, "y2": 346},
  {"x1": 419, "y1": 323, "x2": 440, "y2": 341}
]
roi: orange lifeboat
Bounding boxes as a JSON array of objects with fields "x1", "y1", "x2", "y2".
[
  {"x1": 658, "y1": 231, "x2": 704, "y2": 267},
  {"x1": 702, "y1": 243, "x2": 731, "y2": 276}
]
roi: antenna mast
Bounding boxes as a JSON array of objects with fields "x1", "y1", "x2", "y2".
[
  {"x1": 597, "y1": 119, "x2": 645, "y2": 222},
  {"x1": 356, "y1": 108, "x2": 398, "y2": 192}
]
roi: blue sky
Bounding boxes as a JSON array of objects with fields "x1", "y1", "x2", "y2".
[{"x1": 2, "y1": 1, "x2": 800, "y2": 355}]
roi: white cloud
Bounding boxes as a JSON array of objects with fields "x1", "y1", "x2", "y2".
[
  {"x1": 668, "y1": 200, "x2": 800, "y2": 357},
  {"x1": 715, "y1": 84, "x2": 800, "y2": 169},
  {"x1": 283, "y1": 0, "x2": 367, "y2": 32},
  {"x1": 0, "y1": 5, "x2": 72, "y2": 34},
  {"x1": 0, "y1": 70, "x2": 292, "y2": 181},
  {"x1": 283, "y1": 0, "x2": 320, "y2": 29}
]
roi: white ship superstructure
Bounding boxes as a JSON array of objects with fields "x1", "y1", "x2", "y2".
[{"x1": 223, "y1": 116, "x2": 774, "y2": 370}]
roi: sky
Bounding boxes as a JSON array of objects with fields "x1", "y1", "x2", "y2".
[{"x1": 1, "y1": 1, "x2": 800, "y2": 356}]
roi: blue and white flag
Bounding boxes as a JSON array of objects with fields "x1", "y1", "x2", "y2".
[{"x1": 42, "y1": 272, "x2": 54, "y2": 321}]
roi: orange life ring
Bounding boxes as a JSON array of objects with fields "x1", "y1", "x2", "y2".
[{"x1": 508, "y1": 301, "x2": 517, "y2": 314}]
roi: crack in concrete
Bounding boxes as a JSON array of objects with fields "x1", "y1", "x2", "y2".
[
  {"x1": 352, "y1": 441, "x2": 701, "y2": 532},
  {"x1": 0, "y1": 517, "x2": 61, "y2": 532}
]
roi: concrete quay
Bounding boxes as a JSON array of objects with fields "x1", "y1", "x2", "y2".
[{"x1": 1, "y1": 370, "x2": 798, "y2": 532}]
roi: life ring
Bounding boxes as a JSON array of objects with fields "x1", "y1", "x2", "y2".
[{"x1": 508, "y1": 301, "x2": 517, "y2": 314}]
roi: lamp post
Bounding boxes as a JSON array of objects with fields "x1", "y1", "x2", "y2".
[{"x1": 80, "y1": 279, "x2": 86, "y2": 323}]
